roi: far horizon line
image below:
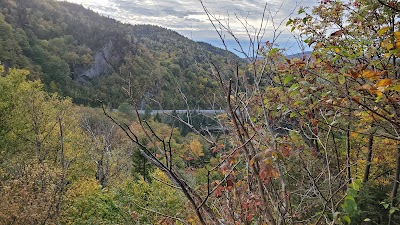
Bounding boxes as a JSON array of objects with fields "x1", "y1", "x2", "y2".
[{"x1": 57, "y1": 0, "x2": 312, "y2": 59}]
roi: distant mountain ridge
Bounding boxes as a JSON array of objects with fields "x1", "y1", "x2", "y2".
[
  {"x1": 0, "y1": 0, "x2": 240, "y2": 109},
  {"x1": 286, "y1": 51, "x2": 312, "y2": 60}
]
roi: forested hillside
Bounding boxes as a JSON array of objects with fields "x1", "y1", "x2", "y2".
[
  {"x1": 0, "y1": 0, "x2": 239, "y2": 108},
  {"x1": 1, "y1": 0, "x2": 400, "y2": 224}
]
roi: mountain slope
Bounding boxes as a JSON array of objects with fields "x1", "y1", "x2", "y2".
[{"x1": 0, "y1": 0, "x2": 240, "y2": 108}]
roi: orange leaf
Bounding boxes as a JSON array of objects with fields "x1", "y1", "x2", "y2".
[
  {"x1": 219, "y1": 162, "x2": 230, "y2": 175},
  {"x1": 311, "y1": 118, "x2": 318, "y2": 126},
  {"x1": 235, "y1": 180, "x2": 242, "y2": 188},
  {"x1": 396, "y1": 41, "x2": 400, "y2": 49},
  {"x1": 361, "y1": 70, "x2": 380, "y2": 80},
  {"x1": 350, "y1": 132, "x2": 358, "y2": 138},
  {"x1": 352, "y1": 96, "x2": 360, "y2": 102},
  {"x1": 249, "y1": 158, "x2": 255, "y2": 167},
  {"x1": 346, "y1": 70, "x2": 360, "y2": 78},
  {"x1": 211, "y1": 146, "x2": 219, "y2": 153}
]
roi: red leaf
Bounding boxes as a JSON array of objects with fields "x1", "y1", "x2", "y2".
[
  {"x1": 132, "y1": 211, "x2": 138, "y2": 220},
  {"x1": 227, "y1": 178, "x2": 234, "y2": 187},
  {"x1": 214, "y1": 185, "x2": 223, "y2": 198},
  {"x1": 247, "y1": 214, "x2": 253, "y2": 221}
]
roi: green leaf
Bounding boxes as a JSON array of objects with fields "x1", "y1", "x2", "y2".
[
  {"x1": 333, "y1": 212, "x2": 340, "y2": 220},
  {"x1": 284, "y1": 75, "x2": 294, "y2": 85},
  {"x1": 286, "y1": 18, "x2": 293, "y2": 26},
  {"x1": 381, "y1": 202, "x2": 390, "y2": 209},
  {"x1": 375, "y1": 94, "x2": 383, "y2": 103},
  {"x1": 345, "y1": 194, "x2": 355, "y2": 202},
  {"x1": 294, "y1": 100, "x2": 303, "y2": 106},
  {"x1": 289, "y1": 83, "x2": 299, "y2": 92},
  {"x1": 352, "y1": 180, "x2": 361, "y2": 191},
  {"x1": 342, "y1": 215, "x2": 351, "y2": 224},
  {"x1": 338, "y1": 75, "x2": 346, "y2": 84},
  {"x1": 268, "y1": 48, "x2": 279, "y2": 56},
  {"x1": 387, "y1": 84, "x2": 400, "y2": 92}
]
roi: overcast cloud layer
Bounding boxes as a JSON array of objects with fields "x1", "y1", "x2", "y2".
[{"x1": 57, "y1": 0, "x2": 318, "y2": 54}]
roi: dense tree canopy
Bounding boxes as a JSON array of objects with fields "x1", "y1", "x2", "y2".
[
  {"x1": 1, "y1": 0, "x2": 400, "y2": 224},
  {"x1": 0, "y1": 0, "x2": 239, "y2": 109}
]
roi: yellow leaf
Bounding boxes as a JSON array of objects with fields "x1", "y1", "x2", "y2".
[
  {"x1": 386, "y1": 43, "x2": 394, "y2": 50},
  {"x1": 395, "y1": 31, "x2": 400, "y2": 39},
  {"x1": 384, "y1": 53, "x2": 392, "y2": 58},
  {"x1": 378, "y1": 26, "x2": 390, "y2": 36},
  {"x1": 334, "y1": 48, "x2": 340, "y2": 53},
  {"x1": 376, "y1": 78, "x2": 392, "y2": 87},
  {"x1": 189, "y1": 139, "x2": 204, "y2": 157}
]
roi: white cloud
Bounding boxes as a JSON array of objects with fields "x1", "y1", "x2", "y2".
[{"x1": 57, "y1": 0, "x2": 319, "y2": 53}]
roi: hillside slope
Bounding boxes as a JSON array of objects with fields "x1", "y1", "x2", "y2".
[{"x1": 0, "y1": 0, "x2": 240, "y2": 108}]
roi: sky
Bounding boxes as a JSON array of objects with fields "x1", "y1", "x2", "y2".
[{"x1": 57, "y1": 0, "x2": 319, "y2": 55}]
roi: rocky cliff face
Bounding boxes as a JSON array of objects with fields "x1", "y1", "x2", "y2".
[{"x1": 74, "y1": 40, "x2": 115, "y2": 81}]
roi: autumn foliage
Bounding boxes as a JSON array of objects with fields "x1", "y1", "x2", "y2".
[{"x1": 1, "y1": 0, "x2": 400, "y2": 224}]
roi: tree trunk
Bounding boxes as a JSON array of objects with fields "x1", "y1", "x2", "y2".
[
  {"x1": 362, "y1": 134, "x2": 374, "y2": 183},
  {"x1": 388, "y1": 145, "x2": 400, "y2": 224},
  {"x1": 346, "y1": 128, "x2": 351, "y2": 185}
]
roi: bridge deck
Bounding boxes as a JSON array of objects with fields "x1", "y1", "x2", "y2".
[{"x1": 136, "y1": 109, "x2": 225, "y2": 115}]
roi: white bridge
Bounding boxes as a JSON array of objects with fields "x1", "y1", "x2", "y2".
[{"x1": 136, "y1": 109, "x2": 225, "y2": 115}]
